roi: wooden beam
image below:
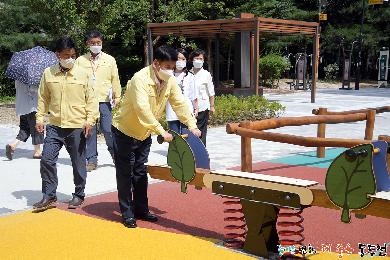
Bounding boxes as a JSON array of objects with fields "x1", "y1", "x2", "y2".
[
  {"x1": 226, "y1": 113, "x2": 368, "y2": 132},
  {"x1": 316, "y1": 107, "x2": 327, "y2": 158},
  {"x1": 147, "y1": 165, "x2": 390, "y2": 220},
  {"x1": 311, "y1": 27, "x2": 318, "y2": 103},
  {"x1": 147, "y1": 27, "x2": 153, "y2": 65},
  {"x1": 364, "y1": 110, "x2": 376, "y2": 140},
  {"x1": 257, "y1": 17, "x2": 319, "y2": 27},
  {"x1": 241, "y1": 121, "x2": 253, "y2": 173},
  {"x1": 310, "y1": 185, "x2": 390, "y2": 219},
  {"x1": 215, "y1": 35, "x2": 220, "y2": 88},
  {"x1": 254, "y1": 20, "x2": 260, "y2": 95},
  {"x1": 312, "y1": 106, "x2": 390, "y2": 115},
  {"x1": 234, "y1": 128, "x2": 371, "y2": 148},
  {"x1": 148, "y1": 17, "x2": 318, "y2": 38}
]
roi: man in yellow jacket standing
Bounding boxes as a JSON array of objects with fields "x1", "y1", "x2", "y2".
[
  {"x1": 33, "y1": 37, "x2": 99, "y2": 212},
  {"x1": 112, "y1": 45, "x2": 201, "y2": 228},
  {"x1": 75, "y1": 30, "x2": 121, "y2": 171}
]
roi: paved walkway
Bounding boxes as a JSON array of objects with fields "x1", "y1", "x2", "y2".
[{"x1": 1, "y1": 88, "x2": 390, "y2": 215}]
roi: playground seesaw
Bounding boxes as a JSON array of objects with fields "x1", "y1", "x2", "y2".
[{"x1": 148, "y1": 107, "x2": 390, "y2": 258}]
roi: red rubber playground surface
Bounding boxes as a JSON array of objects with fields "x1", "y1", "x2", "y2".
[
  {"x1": 57, "y1": 160, "x2": 389, "y2": 257},
  {"x1": 1, "y1": 150, "x2": 389, "y2": 259}
]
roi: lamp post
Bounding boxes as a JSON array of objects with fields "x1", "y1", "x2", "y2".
[{"x1": 355, "y1": 0, "x2": 367, "y2": 90}]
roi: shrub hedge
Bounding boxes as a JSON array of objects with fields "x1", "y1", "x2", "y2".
[{"x1": 160, "y1": 94, "x2": 285, "y2": 129}]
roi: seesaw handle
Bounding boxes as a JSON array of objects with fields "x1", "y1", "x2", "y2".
[{"x1": 157, "y1": 134, "x2": 188, "y2": 144}]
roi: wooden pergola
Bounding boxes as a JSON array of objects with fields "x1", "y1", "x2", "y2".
[{"x1": 147, "y1": 16, "x2": 319, "y2": 103}]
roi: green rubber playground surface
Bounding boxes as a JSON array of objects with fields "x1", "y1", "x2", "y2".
[{"x1": 267, "y1": 148, "x2": 346, "y2": 168}]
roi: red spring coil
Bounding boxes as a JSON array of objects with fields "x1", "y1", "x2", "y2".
[
  {"x1": 277, "y1": 208, "x2": 305, "y2": 257},
  {"x1": 222, "y1": 196, "x2": 247, "y2": 249}
]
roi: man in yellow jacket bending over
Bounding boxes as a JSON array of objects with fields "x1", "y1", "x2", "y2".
[
  {"x1": 112, "y1": 45, "x2": 201, "y2": 228},
  {"x1": 33, "y1": 37, "x2": 99, "y2": 212},
  {"x1": 75, "y1": 30, "x2": 121, "y2": 172}
]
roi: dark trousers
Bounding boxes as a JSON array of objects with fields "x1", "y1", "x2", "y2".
[
  {"x1": 196, "y1": 109, "x2": 209, "y2": 146},
  {"x1": 167, "y1": 120, "x2": 187, "y2": 134},
  {"x1": 86, "y1": 102, "x2": 114, "y2": 163},
  {"x1": 112, "y1": 126, "x2": 152, "y2": 220},
  {"x1": 40, "y1": 125, "x2": 87, "y2": 199},
  {"x1": 16, "y1": 111, "x2": 44, "y2": 145}
]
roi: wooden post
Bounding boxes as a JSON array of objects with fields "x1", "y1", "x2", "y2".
[
  {"x1": 241, "y1": 121, "x2": 253, "y2": 173},
  {"x1": 146, "y1": 27, "x2": 153, "y2": 65},
  {"x1": 215, "y1": 35, "x2": 220, "y2": 89},
  {"x1": 311, "y1": 27, "x2": 319, "y2": 103},
  {"x1": 316, "y1": 107, "x2": 327, "y2": 158},
  {"x1": 250, "y1": 32, "x2": 254, "y2": 90},
  {"x1": 364, "y1": 110, "x2": 376, "y2": 140},
  {"x1": 253, "y1": 20, "x2": 260, "y2": 96},
  {"x1": 378, "y1": 135, "x2": 390, "y2": 175}
]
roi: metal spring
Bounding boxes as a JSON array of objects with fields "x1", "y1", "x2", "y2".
[
  {"x1": 277, "y1": 208, "x2": 305, "y2": 258},
  {"x1": 222, "y1": 196, "x2": 247, "y2": 249}
]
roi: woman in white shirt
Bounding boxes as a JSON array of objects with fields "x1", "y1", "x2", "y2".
[
  {"x1": 189, "y1": 49, "x2": 215, "y2": 146},
  {"x1": 166, "y1": 48, "x2": 198, "y2": 134}
]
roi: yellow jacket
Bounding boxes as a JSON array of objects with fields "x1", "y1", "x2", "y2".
[
  {"x1": 75, "y1": 52, "x2": 121, "y2": 103},
  {"x1": 36, "y1": 64, "x2": 99, "y2": 128},
  {"x1": 112, "y1": 65, "x2": 197, "y2": 141}
]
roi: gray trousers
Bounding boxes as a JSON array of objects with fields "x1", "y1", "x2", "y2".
[
  {"x1": 40, "y1": 125, "x2": 87, "y2": 199},
  {"x1": 16, "y1": 111, "x2": 44, "y2": 145},
  {"x1": 86, "y1": 102, "x2": 114, "y2": 164}
]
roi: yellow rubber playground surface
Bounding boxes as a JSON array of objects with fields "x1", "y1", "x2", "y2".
[{"x1": 1, "y1": 206, "x2": 388, "y2": 259}]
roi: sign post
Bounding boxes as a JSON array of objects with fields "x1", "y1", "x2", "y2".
[{"x1": 378, "y1": 47, "x2": 389, "y2": 88}]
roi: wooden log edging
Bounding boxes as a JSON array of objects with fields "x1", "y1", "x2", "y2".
[
  {"x1": 234, "y1": 127, "x2": 372, "y2": 148},
  {"x1": 312, "y1": 106, "x2": 390, "y2": 116},
  {"x1": 226, "y1": 113, "x2": 368, "y2": 133}
]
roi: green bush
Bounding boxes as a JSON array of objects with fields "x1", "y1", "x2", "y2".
[
  {"x1": 259, "y1": 53, "x2": 291, "y2": 88},
  {"x1": 324, "y1": 63, "x2": 339, "y2": 81},
  {"x1": 159, "y1": 95, "x2": 284, "y2": 128},
  {"x1": 0, "y1": 64, "x2": 15, "y2": 97},
  {"x1": 209, "y1": 95, "x2": 285, "y2": 126}
]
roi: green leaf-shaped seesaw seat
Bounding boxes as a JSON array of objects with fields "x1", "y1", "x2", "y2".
[
  {"x1": 325, "y1": 144, "x2": 376, "y2": 223},
  {"x1": 167, "y1": 130, "x2": 196, "y2": 193}
]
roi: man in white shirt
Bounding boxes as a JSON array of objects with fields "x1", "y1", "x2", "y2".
[{"x1": 190, "y1": 49, "x2": 215, "y2": 146}]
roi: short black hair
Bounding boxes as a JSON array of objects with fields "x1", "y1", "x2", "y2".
[
  {"x1": 153, "y1": 45, "x2": 178, "y2": 62},
  {"x1": 85, "y1": 30, "x2": 103, "y2": 42},
  {"x1": 189, "y1": 49, "x2": 206, "y2": 61},
  {"x1": 54, "y1": 37, "x2": 76, "y2": 52},
  {"x1": 176, "y1": 48, "x2": 188, "y2": 59}
]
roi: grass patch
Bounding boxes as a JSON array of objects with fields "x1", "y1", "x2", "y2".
[{"x1": 0, "y1": 96, "x2": 15, "y2": 104}]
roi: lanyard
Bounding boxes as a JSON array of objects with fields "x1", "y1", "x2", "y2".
[{"x1": 89, "y1": 56, "x2": 100, "y2": 80}]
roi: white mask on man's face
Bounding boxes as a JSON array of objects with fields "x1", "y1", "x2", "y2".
[
  {"x1": 176, "y1": 60, "x2": 186, "y2": 70},
  {"x1": 90, "y1": 45, "x2": 102, "y2": 54},
  {"x1": 158, "y1": 68, "x2": 174, "y2": 81},
  {"x1": 193, "y1": 60, "x2": 204, "y2": 69},
  {"x1": 59, "y1": 58, "x2": 75, "y2": 69}
]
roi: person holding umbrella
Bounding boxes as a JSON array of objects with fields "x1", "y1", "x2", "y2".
[
  {"x1": 5, "y1": 46, "x2": 58, "y2": 160},
  {"x1": 5, "y1": 80, "x2": 44, "y2": 160},
  {"x1": 32, "y1": 37, "x2": 99, "y2": 212},
  {"x1": 75, "y1": 30, "x2": 121, "y2": 172}
]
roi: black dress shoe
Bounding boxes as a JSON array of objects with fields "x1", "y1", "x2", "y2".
[
  {"x1": 68, "y1": 196, "x2": 84, "y2": 209},
  {"x1": 135, "y1": 212, "x2": 158, "y2": 222},
  {"x1": 32, "y1": 197, "x2": 57, "y2": 212},
  {"x1": 123, "y1": 218, "x2": 137, "y2": 228}
]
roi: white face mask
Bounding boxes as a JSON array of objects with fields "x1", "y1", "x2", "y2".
[
  {"x1": 59, "y1": 58, "x2": 75, "y2": 69},
  {"x1": 176, "y1": 60, "x2": 186, "y2": 70},
  {"x1": 158, "y1": 69, "x2": 174, "y2": 81},
  {"x1": 193, "y1": 60, "x2": 204, "y2": 69},
  {"x1": 90, "y1": 45, "x2": 102, "y2": 54}
]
